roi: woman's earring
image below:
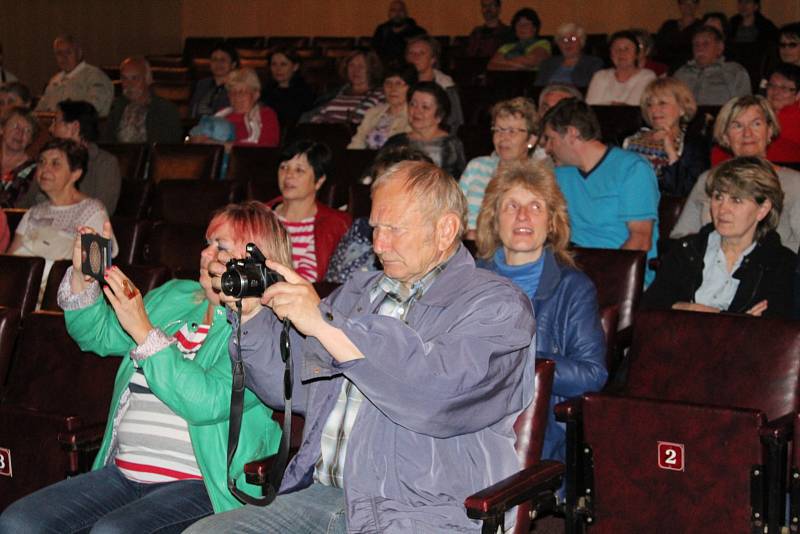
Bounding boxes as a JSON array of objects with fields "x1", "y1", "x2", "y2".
[{"x1": 527, "y1": 143, "x2": 534, "y2": 150}]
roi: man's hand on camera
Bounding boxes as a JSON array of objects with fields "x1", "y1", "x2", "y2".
[{"x1": 261, "y1": 261, "x2": 324, "y2": 337}]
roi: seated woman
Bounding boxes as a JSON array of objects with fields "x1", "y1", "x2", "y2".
[
  {"x1": 190, "y1": 41, "x2": 239, "y2": 119},
  {"x1": 534, "y1": 22, "x2": 603, "y2": 88},
  {"x1": 0, "y1": 201, "x2": 286, "y2": 533},
  {"x1": 0, "y1": 81, "x2": 31, "y2": 122},
  {"x1": 460, "y1": 96, "x2": 547, "y2": 239},
  {"x1": 672, "y1": 95, "x2": 800, "y2": 252},
  {"x1": 8, "y1": 138, "x2": 117, "y2": 282},
  {"x1": 0, "y1": 107, "x2": 37, "y2": 207},
  {"x1": 475, "y1": 159, "x2": 607, "y2": 463},
  {"x1": 644, "y1": 156, "x2": 795, "y2": 318},
  {"x1": 778, "y1": 23, "x2": 800, "y2": 68},
  {"x1": 261, "y1": 47, "x2": 316, "y2": 129},
  {"x1": 266, "y1": 140, "x2": 352, "y2": 282},
  {"x1": 488, "y1": 7, "x2": 551, "y2": 71},
  {"x1": 348, "y1": 62, "x2": 417, "y2": 150},
  {"x1": 383, "y1": 81, "x2": 466, "y2": 178},
  {"x1": 215, "y1": 68, "x2": 279, "y2": 147},
  {"x1": 623, "y1": 77, "x2": 709, "y2": 196},
  {"x1": 303, "y1": 49, "x2": 384, "y2": 126},
  {"x1": 586, "y1": 31, "x2": 657, "y2": 106}
]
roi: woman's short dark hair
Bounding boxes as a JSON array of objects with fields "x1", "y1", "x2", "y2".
[
  {"x1": 279, "y1": 140, "x2": 332, "y2": 181},
  {"x1": 609, "y1": 30, "x2": 641, "y2": 51},
  {"x1": 0, "y1": 82, "x2": 32, "y2": 107},
  {"x1": 269, "y1": 46, "x2": 301, "y2": 67},
  {"x1": 57, "y1": 100, "x2": 99, "y2": 142},
  {"x1": 701, "y1": 12, "x2": 730, "y2": 38},
  {"x1": 541, "y1": 98, "x2": 601, "y2": 141},
  {"x1": 408, "y1": 81, "x2": 451, "y2": 128},
  {"x1": 780, "y1": 22, "x2": 800, "y2": 41},
  {"x1": 511, "y1": 8, "x2": 541, "y2": 35},
  {"x1": 40, "y1": 138, "x2": 89, "y2": 179},
  {"x1": 211, "y1": 40, "x2": 240, "y2": 67},
  {"x1": 383, "y1": 62, "x2": 418, "y2": 87}
]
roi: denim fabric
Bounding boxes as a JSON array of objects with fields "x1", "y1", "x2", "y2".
[
  {"x1": 0, "y1": 465, "x2": 213, "y2": 534},
  {"x1": 185, "y1": 483, "x2": 346, "y2": 534}
]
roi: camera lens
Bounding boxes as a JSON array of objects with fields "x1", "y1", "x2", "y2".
[{"x1": 221, "y1": 270, "x2": 245, "y2": 298}]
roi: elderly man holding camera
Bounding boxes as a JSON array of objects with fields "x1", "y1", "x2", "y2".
[{"x1": 189, "y1": 160, "x2": 536, "y2": 533}]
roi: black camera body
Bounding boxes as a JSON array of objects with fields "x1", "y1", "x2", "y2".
[{"x1": 221, "y1": 243, "x2": 283, "y2": 298}]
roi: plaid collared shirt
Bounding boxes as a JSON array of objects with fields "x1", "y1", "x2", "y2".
[{"x1": 313, "y1": 259, "x2": 450, "y2": 488}]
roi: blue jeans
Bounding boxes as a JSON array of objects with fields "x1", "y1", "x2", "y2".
[
  {"x1": 185, "y1": 483, "x2": 347, "y2": 534},
  {"x1": 0, "y1": 464, "x2": 213, "y2": 534}
]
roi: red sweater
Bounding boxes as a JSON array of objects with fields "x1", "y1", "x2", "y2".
[{"x1": 226, "y1": 105, "x2": 280, "y2": 147}]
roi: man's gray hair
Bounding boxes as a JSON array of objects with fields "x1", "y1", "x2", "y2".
[{"x1": 372, "y1": 160, "x2": 467, "y2": 240}]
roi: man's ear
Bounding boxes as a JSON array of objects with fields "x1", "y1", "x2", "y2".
[{"x1": 435, "y1": 212, "x2": 461, "y2": 251}]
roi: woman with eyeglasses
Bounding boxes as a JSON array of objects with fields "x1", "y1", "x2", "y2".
[
  {"x1": 459, "y1": 97, "x2": 548, "y2": 240},
  {"x1": 534, "y1": 22, "x2": 603, "y2": 89},
  {"x1": 778, "y1": 23, "x2": 800, "y2": 67}
]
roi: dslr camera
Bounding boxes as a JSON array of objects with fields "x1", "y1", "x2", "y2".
[{"x1": 221, "y1": 243, "x2": 283, "y2": 298}]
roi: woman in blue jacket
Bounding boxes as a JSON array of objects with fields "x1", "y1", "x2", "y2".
[{"x1": 475, "y1": 160, "x2": 608, "y2": 462}]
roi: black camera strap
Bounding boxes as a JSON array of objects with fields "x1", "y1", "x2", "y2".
[{"x1": 227, "y1": 300, "x2": 293, "y2": 506}]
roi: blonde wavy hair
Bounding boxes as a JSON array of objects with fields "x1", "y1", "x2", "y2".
[
  {"x1": 640, "y1": 77, "x2": 697, "y2": 126},
  {"x1": 475, "y1": 160, "x2": 574, "y2": 266},
  {"x1": 713, "y1": 95, "x2": 780, "y2": 150},
  {"x1": 491, "y1": 96, "x2": 538, "y2": 133}
]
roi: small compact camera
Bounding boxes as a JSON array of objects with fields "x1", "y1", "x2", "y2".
[
  {"x1": 81, "y1": 233, "x2": 112, "y2": 284},
  {"x1": 221, "y1": 243, "x2": 283, "y2": 298}
]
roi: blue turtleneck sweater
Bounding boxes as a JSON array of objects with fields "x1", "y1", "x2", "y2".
[{"x1": 492, "y1": 248, "x2": 545, "y2": 301}]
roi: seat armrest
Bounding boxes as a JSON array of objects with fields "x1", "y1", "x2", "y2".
[
  {"x1": 761, "y1": 412, "x2": 795, "y2": 441},
  {"x1": 616, "y1": 325, "x2": 633, "y2": 350},
  {"x1": 244, "y1": 455, "x2": 278, "y2": 486},
  {"x1": 464, "y1": 460, "x2": 564, "y2": 520},
  {"x1": 58, "y1": 423, "x2": 106, "y2": 449},
  {"x1": 555, "y1": 398, "x2": 583, "y2": 423}
]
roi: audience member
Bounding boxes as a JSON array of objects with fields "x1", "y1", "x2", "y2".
[
  {"x1": 187, "y1": 160, "x2": 536, "y2": 534},
  {"x1": 261, "y1": 48, "x2": 316, "y2": 128},
  {"x1": 763, "y1": 64, "x2": 800, "y2": 162},
  {"x1": 542, "y1": 99, "x2": 659, "y2": 284},
  {"x1": 371, "y1": 0, "x2": 426, "y2": 62},
  {"x1": 475, "y1": 159, "x2": 607, "y2": 463},
  {"x1": 460, "y1": 96, "x2": 546, "y2": 238},
  {"x1": 348, "y1": 62, "x2": 416, "y2": 149},
  {"x1": 674, "y1": 26, "x2": 751, "y2": 106},
  {"x1": 586, "y1": 31, "x2": 657, "y2": 106},
  {"x1": 632, "y1": 28, "x2": 668, "y2": 77},
  {"x1": 0, "y1": 82, "x2": 31, "y2": 122},
  {"x1": 189, "y1": 41, "x2": 239, "y2": 119},
  {"x1": 0, "y1": 44, "x2": 17, "y2": 83},
  {"x1": 383, "y1": 81, "x2": 466, "y2": 177},
  {"x1": 215, "y1": 68, "x2": 279, "y2": 147},
  {"x1": 466, "y1": 0, "x2": 514, "y2": 58},
  {"x1": 21, "y1": 100, "x2": 121, "y2": 214},
  {"x1": 303, "y1": 49, "x2": 384, "y2": 126},
  {"x1": 35, "y1": 35, "x2": 113, "y2": 117},
  {"x1": 778, "y1": 23, "x2": 800, "y2": 67},
  {"x1": 0, "y1": 107, "x2": 37, "y2": 208},
  {"x1": 645, "y1": 156, "x2": 794, "y2": 318},
  {"x1": 405, "y1": 34, "x2": 464, "y2": 130},
  {"x1": 325, "y1": 146, "x2": 432, "y2": 283},
  {"x1": 538, "y1": 83, "x2": 583, "y2": 115},
  {"x1": 266, "y1": 141, "x2": 352, "y2": 282},
  {"x1": 7, "y1": 138, "x2": 117, "y2": 282},
  {"x1": 101, "y1": 57, "x2": 182, "y2": 144},
  {"x1": 672, "y1": 95, "x2": 800, "y2": 252},
  {"x1": 623, "y1": 77, "x2": 709, "y2": 195},
  {"x1": 701, "y1": 12, "x2": 730, "y2": 39},
  {"x1": 535, "y1": 22, "x2": 603, "y2": 88},
  {"x1": 655, "y1": 0, "x2": 703, "y2": 72},
  {"x1": 488, "y1": 7, "x2": 551, "y2": 72},
  {"x1": 0, "y1": 202, "x2": 285, "y2": 532},
  {"x1": 729, "y1": 0, "x2": 778, "y2": 49}
]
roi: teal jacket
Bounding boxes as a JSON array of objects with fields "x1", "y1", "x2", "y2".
[{"x1": 64, "y1": 279, "x2": 281, "y2": 512}]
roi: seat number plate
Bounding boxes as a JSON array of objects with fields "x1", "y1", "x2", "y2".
[
  {"x1": 0, "y1": 447, "x2": 11, "y2": 477},
  {"x1": 657, "y1": 441, "x2": 684, "y2": 471}
]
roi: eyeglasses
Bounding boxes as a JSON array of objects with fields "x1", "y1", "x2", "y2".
[
  {"x1": 560, "y1": 36, "x2": 580, "y2": 44},
  {"x1": 491, "y1": 126, "x2": 529, "y2": 136},
  {"x1": 779, "y1": 41, "x2": 800, "y2": 49},
  {"x1": 766, "y1": 83, "x2": 798, "y2": 93}
]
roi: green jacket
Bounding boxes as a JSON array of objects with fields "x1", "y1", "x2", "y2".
[{"x1": 65, "y1": 279, "x2": 281, "y2": 512}]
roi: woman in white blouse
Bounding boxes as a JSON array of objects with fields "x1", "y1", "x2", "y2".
[{"x1": 586, "y1": 31, "x2": 656, "y2": 106}]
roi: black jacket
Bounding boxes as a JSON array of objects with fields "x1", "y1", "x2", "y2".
[{"x1": 643, "y1": 223, "x2": 796, "y2": 318}]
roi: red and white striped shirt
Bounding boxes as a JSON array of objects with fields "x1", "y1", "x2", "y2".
[{"x1": 278, "y1": 214, "x2": 318, "y2": 282}]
